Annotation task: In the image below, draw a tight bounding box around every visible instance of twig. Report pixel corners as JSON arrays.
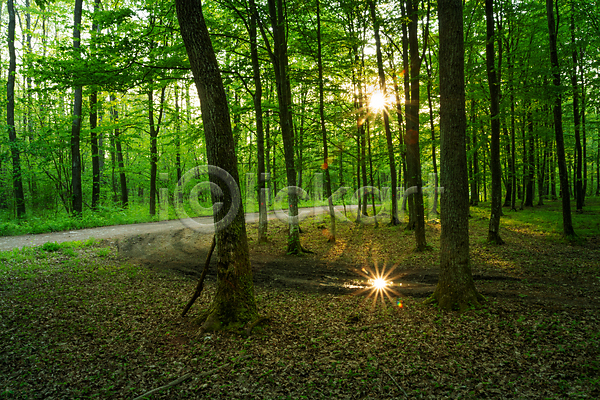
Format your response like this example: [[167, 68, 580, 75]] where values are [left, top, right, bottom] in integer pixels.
[[181, 235, 216, 317], [132, 373, 192, 400], [133, 360, 240, 400], [384, 369, 408, 397]]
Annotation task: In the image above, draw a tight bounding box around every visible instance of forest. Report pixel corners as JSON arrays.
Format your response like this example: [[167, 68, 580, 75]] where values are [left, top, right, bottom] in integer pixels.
[[2, 0, 600, 398]]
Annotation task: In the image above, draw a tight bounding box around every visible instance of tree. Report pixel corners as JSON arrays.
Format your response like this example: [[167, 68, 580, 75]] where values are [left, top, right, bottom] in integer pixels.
[[317, 0, 336, 241], [90, 0, 102, 210], [70, 0, 84, 214], [175, 0, 258, 330], [546, 0, 576, 238], [485, 0, 504, 245], [426, 0, 484, 311], [6, 0, 26, 217], [404, 0, 428, 250], [249, 0, 268, 243], [369, 0, 399, 225], [266, 0, 305, 254]]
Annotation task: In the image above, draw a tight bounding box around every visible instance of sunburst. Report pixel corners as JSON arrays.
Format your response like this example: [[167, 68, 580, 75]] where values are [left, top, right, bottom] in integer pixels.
[[353, 261, 404, 308]]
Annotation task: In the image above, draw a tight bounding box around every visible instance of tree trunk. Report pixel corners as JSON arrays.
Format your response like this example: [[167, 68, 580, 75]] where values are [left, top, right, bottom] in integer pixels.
[[525, 115, 535, 207], [485, 0, 504, 244], [405, 0, 428, 250], [546, 0, 576, 238], [175, 0, 258, 331], [148, 86, 165, 217], [317, 0, 336, 241], [425, 52, 438, 217], [426, 0, 483, 311], [248, 0, 268, 243], [266, 0, 304, 254], [6, 0, 26, 217], [71, 0, 84, 215], [90, 0, 102, 210], [111, 95, 128, 208], [370, 0, 398, 225], [570, 2, 583, 212]]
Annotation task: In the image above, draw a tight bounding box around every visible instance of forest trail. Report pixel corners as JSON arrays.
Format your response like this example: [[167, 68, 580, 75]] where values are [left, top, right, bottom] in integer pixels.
[[0, 205, 355, 252]]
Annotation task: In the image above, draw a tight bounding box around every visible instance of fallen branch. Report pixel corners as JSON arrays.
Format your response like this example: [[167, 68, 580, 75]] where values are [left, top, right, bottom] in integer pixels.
[[384, 369, 408, 397], [133, 360, 241, 400], [132, 373, 192, 400], [181, 235, 216, 317]]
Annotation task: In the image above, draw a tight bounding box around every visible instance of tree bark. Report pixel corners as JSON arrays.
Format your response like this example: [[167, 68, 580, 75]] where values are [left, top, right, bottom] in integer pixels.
[[175, 0, 258, 330], [546, 0, 576, 238], [405, 0, 428, 250], [426, 0, 483, 311], [6, 0, 26, 217], [249, 0, 268, 243], [90, 0, 102, 210], [71, 0, 84, 214], [266, 0, 304, 254], [570, 2, 583, 212], [425, 51, 438, 217], [485, 0, 504, 244], [317, 0, 336, 241], [370, 0, 398, 225], [111, 95, 128, 208]]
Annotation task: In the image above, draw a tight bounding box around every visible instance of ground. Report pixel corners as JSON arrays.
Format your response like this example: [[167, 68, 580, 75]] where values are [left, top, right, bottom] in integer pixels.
[[1, 200, 599, 399]]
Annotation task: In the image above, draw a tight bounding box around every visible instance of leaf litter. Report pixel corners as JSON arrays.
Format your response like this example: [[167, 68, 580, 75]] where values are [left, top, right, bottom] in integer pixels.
[[1, 203, 600, 399]]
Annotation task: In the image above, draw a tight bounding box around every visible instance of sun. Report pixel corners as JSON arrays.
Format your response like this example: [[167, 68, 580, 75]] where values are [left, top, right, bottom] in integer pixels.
[[352, 261, 404, 308], [372, 277, 388, 290], [369, 90, 387, 113]]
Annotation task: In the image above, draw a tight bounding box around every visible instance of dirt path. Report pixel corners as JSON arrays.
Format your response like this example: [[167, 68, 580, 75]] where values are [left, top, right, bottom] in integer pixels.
[[0, 206, 355, 251]]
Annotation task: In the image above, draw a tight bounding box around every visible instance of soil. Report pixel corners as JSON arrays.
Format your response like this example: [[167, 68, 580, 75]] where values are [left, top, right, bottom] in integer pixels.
[[3, 209, 600, 309]]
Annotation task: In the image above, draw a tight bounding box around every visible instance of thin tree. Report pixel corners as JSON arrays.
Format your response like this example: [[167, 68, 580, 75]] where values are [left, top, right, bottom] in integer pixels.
[[6, 0, 26, 217], [264, 0, 305, 254], [175, 0, 258, 330], [249, 0, 268, 243], [71, 0, 84, 214], [570, 1, 583, 212], [317, 0, 336, 241], [546, 0, 576, 238], [369, 0, 399, 225], [426, 0, 484, 311], [485, 0, 504, 244], [89, 0, 102, 210], [405, 0, 428, 250]]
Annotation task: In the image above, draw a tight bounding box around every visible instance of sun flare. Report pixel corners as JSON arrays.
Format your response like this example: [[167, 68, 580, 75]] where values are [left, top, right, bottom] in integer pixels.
[[371, 277, 388, 290], [369, 90, 387, 112], [353, 262, 404, 308]]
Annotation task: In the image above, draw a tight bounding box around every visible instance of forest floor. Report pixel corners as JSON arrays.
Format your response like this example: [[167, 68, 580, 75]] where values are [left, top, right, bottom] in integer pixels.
[[1, 199, 600, 399]]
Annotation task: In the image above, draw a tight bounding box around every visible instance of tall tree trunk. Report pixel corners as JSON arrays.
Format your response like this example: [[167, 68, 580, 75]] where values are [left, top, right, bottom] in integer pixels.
[[546, 0, 576, 238], [6, 0, 26, 217], [405, 0, 428, 250], [175, 0, 257, 331], [90, 92, 100, 210], [426, 0, 483, 311], [470, 101, 479, 206], [425, 52, 438, 217], [71, 0, 84, 214], [485, 0, 504, 244], [317, 0, 336, 241], [249, 0, 268, 243], [111, 95, 128, 207], [90, 0, 102, 210], [524, 113, 535, 207], [570, 2, 583, 212], [148, 86, 166, 217], [266, 0, 304, 254], [370, 0, 398, 225]]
